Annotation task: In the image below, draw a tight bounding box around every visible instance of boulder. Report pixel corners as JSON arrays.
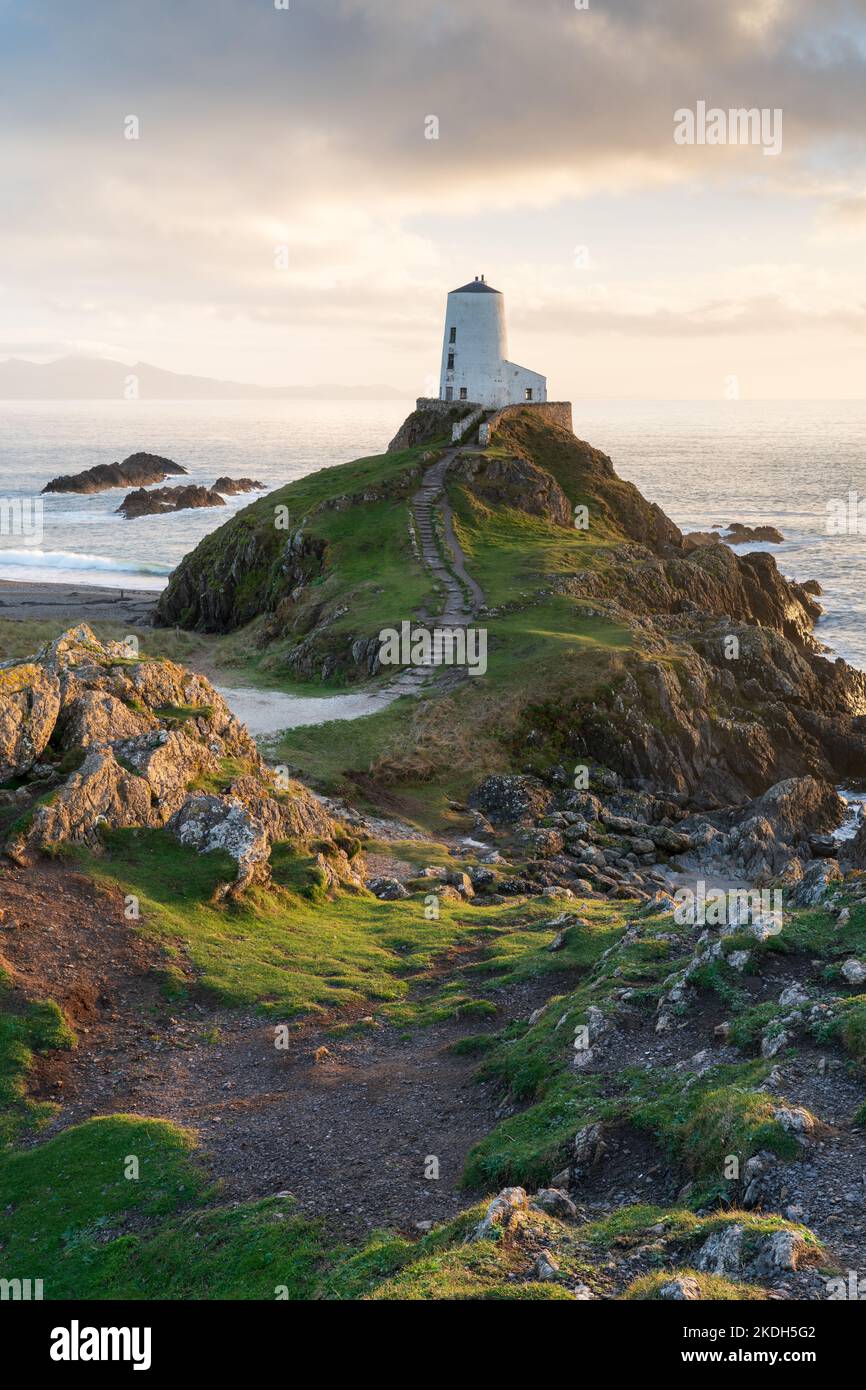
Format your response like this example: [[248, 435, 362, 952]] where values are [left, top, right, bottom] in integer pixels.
[[468, 865, 495, 890], [444, 869, 475, 897], [2, 626, 360, 897], [790, 859, 842, 907], [573, 1121, 606, 1176], [367, 876, 410, 901], [746, 776, 846, 841], [696, 1223, 743, 1275], [472, 1187, 528, 1241], [469, 774, 554, 826], [9, 748, 154, 862], [169, 794, 270, 896], [212, 477, 265, 495], [533, 1251, 560, 1282], [749, 1230, 809, 1277], [842, 958, 866, 987], [658, 1276, 702, 1300], [0, 663, 61, 780], [531, 1188, 577, 1219], [116, 484, 226, 518], [42, 452, 187, 494]]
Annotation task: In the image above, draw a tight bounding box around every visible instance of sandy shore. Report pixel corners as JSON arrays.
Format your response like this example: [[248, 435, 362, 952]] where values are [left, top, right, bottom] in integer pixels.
[[0, 578, 159, 625]]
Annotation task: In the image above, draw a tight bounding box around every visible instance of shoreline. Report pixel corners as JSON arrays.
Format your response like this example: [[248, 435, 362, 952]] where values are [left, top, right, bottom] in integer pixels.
[[0, 578, 404, 735], [0, 577, 159, 625]]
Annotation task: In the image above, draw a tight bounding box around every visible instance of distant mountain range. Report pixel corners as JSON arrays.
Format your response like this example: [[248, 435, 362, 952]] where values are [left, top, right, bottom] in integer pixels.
[[0, 356, 407, 401]]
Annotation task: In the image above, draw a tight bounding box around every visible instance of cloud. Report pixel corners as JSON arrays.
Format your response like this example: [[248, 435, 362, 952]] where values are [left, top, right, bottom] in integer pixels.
[[1, 0, 866, 387]]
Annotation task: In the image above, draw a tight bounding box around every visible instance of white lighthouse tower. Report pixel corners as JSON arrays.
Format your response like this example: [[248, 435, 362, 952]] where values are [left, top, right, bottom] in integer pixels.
[[438, 276, 546, 409]]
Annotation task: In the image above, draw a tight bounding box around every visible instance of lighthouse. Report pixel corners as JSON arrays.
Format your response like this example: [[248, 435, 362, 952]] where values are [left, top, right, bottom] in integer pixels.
[[438, 276, 547, 409]]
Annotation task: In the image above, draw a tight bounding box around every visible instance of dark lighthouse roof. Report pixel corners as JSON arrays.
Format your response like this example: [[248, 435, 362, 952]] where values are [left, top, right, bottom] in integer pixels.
[[451, 275, 501, 294]]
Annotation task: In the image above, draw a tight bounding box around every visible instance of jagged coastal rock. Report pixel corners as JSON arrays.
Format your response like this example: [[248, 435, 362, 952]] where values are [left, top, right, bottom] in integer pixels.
[[116, 484, 227, 518], [0, 626, 363, 896], [683, 521, 786, 551], [42, 451, 188, 494], [212, 476, 265, 495]]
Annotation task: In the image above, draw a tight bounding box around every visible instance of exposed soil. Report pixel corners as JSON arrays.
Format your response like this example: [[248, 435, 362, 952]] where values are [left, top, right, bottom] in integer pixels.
[[0, 860, 578, 1239]]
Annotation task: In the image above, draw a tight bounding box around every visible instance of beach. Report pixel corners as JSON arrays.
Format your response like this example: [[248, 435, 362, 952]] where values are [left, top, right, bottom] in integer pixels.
[[0, 578, 158, 626]]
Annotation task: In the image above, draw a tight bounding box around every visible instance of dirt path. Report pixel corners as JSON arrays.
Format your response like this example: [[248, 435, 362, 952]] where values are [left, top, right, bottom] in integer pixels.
[[0, 861, 572, 1238]]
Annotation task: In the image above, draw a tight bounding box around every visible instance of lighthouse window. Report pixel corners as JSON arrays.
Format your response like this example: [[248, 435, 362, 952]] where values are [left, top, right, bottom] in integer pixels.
[[449, 327, 456, 343], [459, 388, 468, 400], [447, 353, 455, 369], [524, 387, 533, 401], [445, 387, 453, 401]]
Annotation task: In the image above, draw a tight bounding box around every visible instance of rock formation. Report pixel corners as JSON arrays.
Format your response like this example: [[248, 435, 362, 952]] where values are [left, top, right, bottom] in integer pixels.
[[0, 626, 363, 897], [42, 452, 187, 494], [212, 477, 265, 495], [116, 484, 226, 518]]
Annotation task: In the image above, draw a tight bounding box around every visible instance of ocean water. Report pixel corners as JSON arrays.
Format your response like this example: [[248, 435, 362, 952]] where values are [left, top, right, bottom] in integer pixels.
[[576, 400, 866, 672], [1, 396, 865, 671], [0, 398, 412, 591]]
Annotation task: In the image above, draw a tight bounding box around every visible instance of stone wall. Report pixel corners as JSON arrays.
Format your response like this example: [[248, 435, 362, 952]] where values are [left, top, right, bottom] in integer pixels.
[[386, 399, 479, 452], [479, 401, 573, 446]]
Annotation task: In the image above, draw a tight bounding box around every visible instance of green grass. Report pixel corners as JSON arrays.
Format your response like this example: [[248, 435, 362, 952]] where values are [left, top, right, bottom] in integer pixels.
[[815, 995, 866, 1062], [157, 439, 442, 636], [0, 1115, 208, 1297], [448, 483, 622, 612], [622, 1268, 767, 1300], [457, 898, 809, 1202], [0, 619, 218, 667], [271, 698, 419, 797], [0, 1114, 330, 1300], [96, 1198, 326, 1301], [0, 973, 76, 1146], [70, 828, 581, 1021], [153, 703, 214, 722], [626, 1062, 802, 1201], [319, 1205, 577, 1301], [463, 1073, 609, 1192], [269, 604, 631, 834]]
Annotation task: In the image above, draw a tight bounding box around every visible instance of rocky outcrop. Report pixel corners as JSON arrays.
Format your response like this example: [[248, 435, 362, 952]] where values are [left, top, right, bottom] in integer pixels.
[[117, 485, 226, 518], [683, 522, 785, 551], [841, 818, 866, 872], [737, 777, 846, 842], [387, 400, 474, 452], [524, 620, 866, 805], [0, 663, 61, 780], [42, 452, 187, 494], [212, 477, 265, 495], [0, 626, 361, 896], [470, 775, 555, 826], [451, 451, 572, 527]]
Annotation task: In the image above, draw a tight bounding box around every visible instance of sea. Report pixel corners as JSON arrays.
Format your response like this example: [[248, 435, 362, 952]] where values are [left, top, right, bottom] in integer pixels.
[[1, 396, 866, 673]]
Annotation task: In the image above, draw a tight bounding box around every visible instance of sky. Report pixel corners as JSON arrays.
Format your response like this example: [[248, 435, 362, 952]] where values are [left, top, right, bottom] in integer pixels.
[[1, 0, 866, 398]]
